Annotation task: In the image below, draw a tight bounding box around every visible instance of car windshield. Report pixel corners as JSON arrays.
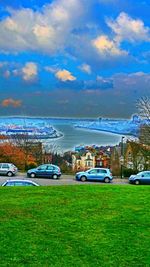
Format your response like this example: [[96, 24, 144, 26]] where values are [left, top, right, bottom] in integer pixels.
[[137, 172, 143, 176]]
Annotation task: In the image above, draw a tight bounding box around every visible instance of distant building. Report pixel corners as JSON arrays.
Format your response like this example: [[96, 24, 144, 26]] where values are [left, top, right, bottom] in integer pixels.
[[72, 147, 111, 171], [43, 152, 52, 164]]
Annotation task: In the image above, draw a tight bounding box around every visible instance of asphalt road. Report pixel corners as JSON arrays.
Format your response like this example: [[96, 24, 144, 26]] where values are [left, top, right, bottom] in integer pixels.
[[0, 173, 129, 186]]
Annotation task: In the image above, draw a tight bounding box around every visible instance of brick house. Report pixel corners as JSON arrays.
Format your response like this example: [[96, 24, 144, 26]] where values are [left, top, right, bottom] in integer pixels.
[[72, 149, 110, 171]]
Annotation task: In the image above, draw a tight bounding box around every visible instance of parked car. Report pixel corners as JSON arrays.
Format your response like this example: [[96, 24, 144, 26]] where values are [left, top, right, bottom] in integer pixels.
[[27, 164, 61, 179], [0, 163, 18, 177], [129, 171, 150, 185], [2, 179, 39, 186], [75, 168, 113, 183]]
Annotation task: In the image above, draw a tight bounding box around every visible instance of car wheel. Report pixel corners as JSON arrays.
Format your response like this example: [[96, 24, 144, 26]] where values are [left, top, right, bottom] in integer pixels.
[[80, 176, 87, 182], [135, 179, 140, 185], [52, 174, 58, 179], [30, 173, 36, 178], [7, 171, 13, 177], [104, 177, 110, 183]]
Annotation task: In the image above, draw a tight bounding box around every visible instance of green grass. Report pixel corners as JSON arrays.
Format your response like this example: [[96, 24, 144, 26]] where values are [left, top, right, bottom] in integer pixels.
[[0, 185, 150, 267]]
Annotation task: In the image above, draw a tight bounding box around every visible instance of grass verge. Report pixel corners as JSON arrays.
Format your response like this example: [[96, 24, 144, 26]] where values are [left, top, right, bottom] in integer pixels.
[[0, 185, 150, 267]]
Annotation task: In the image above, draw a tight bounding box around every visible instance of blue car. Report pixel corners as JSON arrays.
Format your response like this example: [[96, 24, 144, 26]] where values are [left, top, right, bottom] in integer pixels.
[[2, 179, 39, 186], [27, 164, 61, 179], [75, 168, 113, 183], [129, 171, 150, 185]]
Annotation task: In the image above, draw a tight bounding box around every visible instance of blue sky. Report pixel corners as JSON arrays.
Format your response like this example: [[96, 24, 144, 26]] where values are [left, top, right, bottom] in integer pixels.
[[0, 0, 149, 117]]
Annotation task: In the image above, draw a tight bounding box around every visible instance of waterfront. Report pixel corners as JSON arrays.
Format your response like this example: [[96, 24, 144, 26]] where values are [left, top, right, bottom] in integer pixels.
[[43, 124, 122, 152], [0, 117, 135, 152]]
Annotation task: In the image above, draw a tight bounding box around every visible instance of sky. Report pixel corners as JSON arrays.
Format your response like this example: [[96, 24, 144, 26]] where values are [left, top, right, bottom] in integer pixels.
[[0, 0, 149, 118]]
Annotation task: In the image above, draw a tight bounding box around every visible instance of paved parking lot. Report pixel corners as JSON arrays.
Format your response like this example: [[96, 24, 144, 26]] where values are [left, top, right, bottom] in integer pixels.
[[0, 173, 129, 186]]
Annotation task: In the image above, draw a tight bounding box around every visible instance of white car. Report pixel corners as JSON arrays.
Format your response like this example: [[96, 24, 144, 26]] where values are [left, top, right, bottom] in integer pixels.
[[0, 163, 18, 176], [2, 179, 39, 186]]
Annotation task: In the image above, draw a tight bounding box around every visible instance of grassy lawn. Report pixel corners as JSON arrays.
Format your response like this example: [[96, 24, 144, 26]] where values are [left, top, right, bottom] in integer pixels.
[[0, 185, 150, 267]]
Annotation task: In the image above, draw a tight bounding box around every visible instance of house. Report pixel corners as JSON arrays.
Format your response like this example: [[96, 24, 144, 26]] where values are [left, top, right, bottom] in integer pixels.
[[72, 148, 110, 171]]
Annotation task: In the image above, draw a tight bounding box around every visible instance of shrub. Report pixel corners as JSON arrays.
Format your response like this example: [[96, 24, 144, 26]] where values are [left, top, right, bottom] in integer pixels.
[[26, 162, 38, 170], [123, 168, 138, 177]]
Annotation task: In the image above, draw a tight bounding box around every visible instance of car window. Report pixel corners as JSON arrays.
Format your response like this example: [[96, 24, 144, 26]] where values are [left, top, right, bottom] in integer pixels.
[[47, 166, 53, 170], [88, 169, 98, 174], [14, 181, 25, 186], [0, 163, 2, 168], [5, 182, 15, 186], [2, 164, 9, 169], [143, 172, 150, 177], [98, 169, 107, 174], [38, 165, 47, 170], [25, 182, 35, 186]]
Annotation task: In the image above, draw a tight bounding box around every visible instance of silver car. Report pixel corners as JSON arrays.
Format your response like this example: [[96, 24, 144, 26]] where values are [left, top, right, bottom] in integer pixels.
[[0, 163, 18, 177]]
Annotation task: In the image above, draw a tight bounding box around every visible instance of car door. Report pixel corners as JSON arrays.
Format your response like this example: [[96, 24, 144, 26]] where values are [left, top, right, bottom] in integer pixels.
[[87, 169, 98, 180], [142, 172, 150, 184], [97, 169, 107, 181], [36, 165, 47, 177], [46, 166, 54, 178], [1, 163, 9, 175], [0, 163, 2, 175]]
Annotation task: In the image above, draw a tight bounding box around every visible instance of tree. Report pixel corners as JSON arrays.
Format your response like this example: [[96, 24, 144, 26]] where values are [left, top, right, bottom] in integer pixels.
[[137, 97, 150, 120], [12, 134, 43, 169], [124, 141, 150, 172], [137, 97, 150, 145], [0, 142, 36, 170]]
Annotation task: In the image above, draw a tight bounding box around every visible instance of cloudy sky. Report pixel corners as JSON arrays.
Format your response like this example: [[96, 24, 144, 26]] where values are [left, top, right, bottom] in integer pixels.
[[0, 0, 149, 118]]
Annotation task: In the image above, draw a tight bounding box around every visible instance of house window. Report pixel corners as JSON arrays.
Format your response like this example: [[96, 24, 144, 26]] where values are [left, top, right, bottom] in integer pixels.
[[87, 161, 92, 167]]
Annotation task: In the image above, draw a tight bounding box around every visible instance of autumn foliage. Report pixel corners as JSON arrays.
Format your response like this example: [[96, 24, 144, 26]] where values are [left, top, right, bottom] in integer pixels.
[[0, 142, 36, 170]]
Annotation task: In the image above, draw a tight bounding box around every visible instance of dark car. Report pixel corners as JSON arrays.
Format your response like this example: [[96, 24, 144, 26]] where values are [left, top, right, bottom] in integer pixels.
[[27, 164, 61, 179], [75, 168, 113, 183], [129, 171, 150, 185], [2, 179, 39, 186]]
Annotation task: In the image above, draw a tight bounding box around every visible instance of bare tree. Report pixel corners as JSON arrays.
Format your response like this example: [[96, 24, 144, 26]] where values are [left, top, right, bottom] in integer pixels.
[[137, 97, 150, 145], [136, 97, 150, 120]]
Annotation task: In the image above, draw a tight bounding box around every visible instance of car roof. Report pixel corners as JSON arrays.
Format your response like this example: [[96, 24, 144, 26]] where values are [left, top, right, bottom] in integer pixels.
[[91, 168, 110, 170], [0, 163, 14, 164], [4, 179, 39, 185], [139, 171, 150, 174]]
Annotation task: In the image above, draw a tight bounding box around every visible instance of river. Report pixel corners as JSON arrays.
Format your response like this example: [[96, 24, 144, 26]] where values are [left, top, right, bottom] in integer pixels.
[[43, 124, 122, 152]]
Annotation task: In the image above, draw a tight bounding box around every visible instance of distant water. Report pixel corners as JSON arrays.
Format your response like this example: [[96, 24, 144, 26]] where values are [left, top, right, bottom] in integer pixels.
[[43, 124, 122, 152]]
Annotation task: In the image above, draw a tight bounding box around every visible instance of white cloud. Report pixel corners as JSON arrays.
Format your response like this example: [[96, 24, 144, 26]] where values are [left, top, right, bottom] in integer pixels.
[[55, 69, 76, 81], [0, 0, 85, 54], [79, 63, 91, 74], [22, 62, 38, 81], [92, 35, 127, 56], [107, 12, 150, 43]]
